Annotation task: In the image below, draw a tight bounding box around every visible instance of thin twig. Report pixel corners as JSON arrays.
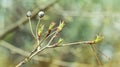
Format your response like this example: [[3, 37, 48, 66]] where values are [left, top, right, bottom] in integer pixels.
[[35, 18, 41, 45], [27, 31, 56, 59], [38, 31, 56, 46], [93, 45, 110, 60], [59, 41, 94, 47], [36, 18, 41, 38], [46, 31, 58, 47], [28, 17, 36, 38], [15, 46, 48, 67], [90, 45, 102, 67]]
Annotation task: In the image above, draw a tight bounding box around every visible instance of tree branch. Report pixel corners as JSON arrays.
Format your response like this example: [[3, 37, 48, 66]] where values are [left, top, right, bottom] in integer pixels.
[[15, 40, 97, 67]]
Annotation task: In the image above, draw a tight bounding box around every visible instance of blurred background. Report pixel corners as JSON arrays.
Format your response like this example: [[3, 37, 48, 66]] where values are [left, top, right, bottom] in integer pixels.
[[0, 0, 120, 67]]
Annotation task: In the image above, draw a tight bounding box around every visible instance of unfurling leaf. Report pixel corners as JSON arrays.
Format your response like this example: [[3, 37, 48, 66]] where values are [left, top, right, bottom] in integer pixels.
[[57, 21, 65, 31], [94, 33, 104, 43], [38, 25, 44, 36], [49, 22, 55, 30], [57, 38, 63, 44]]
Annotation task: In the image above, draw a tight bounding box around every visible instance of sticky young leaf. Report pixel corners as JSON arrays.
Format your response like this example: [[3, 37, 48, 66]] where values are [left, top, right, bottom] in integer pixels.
[[57, 21, 65, 31], [38, 25, 44, 36], [49, 22, 55, 30], [94, 34, 103, 43], [57, 38, 63, 44]]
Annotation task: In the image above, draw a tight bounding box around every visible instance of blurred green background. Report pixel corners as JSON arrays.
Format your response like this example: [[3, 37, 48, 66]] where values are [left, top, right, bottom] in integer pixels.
[[0, 0, 120, 67]]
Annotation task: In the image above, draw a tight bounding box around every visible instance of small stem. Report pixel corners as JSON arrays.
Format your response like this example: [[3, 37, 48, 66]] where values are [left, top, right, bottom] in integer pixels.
[[36, 18, 41, 38], [90, 45, 102, 67], [47, 31, 58, 46], [28, 31, 56, 60], [39, 31, 56, 46], [28, 17, 35, 38], [28, 46, 47, 59], [60, 41, 93, 47], [93, 45, 110, 60], [61, 42, 84, 46], [36, 18, 41, 45], [16, 46, 47, 67]]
